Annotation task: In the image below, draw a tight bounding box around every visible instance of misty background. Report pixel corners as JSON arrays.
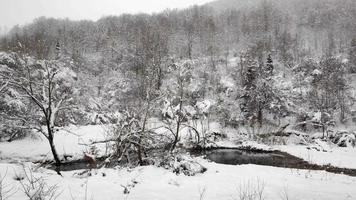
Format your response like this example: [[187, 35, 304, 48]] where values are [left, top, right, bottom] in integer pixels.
[[0, 0, 211, 34]]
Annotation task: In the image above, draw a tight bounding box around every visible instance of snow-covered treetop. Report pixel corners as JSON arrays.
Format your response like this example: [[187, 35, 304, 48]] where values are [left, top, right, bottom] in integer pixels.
[[0, 52, 78, 111]]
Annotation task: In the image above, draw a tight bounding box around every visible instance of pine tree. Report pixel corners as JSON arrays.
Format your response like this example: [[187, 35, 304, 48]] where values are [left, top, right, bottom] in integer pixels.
[[265, 54, 274, 77], [240, 51, 286, 127], [55, 41, 61, 59], [239, 51, 259, 124], [349, 38, 356, 73]]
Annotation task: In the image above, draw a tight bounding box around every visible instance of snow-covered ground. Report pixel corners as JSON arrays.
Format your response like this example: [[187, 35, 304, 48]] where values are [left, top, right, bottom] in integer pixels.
[[275, 144, 356, 169], [1, 159, 355, 200], [0, 125, 108, 163], [1, 125, 356, 200]]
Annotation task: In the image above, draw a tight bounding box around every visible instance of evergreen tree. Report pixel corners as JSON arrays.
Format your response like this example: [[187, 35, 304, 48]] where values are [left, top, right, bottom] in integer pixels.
[[55, 41, 61, 60], [239, 51, 258, 123], [265, 54, 274, 77], [240, 51, 286, 127], [349, 38, 356, 73]]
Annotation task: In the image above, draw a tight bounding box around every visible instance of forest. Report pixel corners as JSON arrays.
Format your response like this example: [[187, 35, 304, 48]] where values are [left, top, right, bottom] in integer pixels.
[[0, 0, 356, 199]]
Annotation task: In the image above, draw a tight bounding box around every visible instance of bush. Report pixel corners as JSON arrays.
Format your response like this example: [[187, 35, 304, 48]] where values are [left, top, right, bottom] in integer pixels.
[[159, 154, 207, 176]]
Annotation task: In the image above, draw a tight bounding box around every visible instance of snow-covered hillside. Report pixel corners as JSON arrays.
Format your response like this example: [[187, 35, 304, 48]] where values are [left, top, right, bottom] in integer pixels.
[[1, 0, 356, 199]]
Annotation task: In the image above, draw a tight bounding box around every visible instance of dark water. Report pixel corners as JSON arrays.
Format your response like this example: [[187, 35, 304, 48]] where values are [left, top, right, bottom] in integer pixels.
[[44, 148, 356, 177], [205, 149, 289, 166], [199, 148, 356, 176], [46, 157, 117, 171], [56, 160, 96, 171]]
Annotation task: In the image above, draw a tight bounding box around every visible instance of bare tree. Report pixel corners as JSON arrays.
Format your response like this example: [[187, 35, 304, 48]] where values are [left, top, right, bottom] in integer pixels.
[[161, 62, 192, 151], [0, 53, 77, 174], [309, 57, 350, 124]]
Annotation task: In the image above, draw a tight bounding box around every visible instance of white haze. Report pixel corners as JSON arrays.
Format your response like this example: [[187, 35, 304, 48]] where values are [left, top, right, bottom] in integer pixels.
[[0, 0, 212, 32]]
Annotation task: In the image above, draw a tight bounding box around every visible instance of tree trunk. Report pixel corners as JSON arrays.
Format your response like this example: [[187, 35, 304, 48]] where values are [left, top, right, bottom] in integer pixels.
[[137, 142, 143, 165], [171, 119, 180, 152], [240, 57, 244, 86], [48, 136, 61, 175], [138, 103, 150, 166], [46, 121, 61, 175], [338, 91, 346, 123], [171, 84, 184, 152], [257, 108, 263, 128], [188, 41, 192, 59], [157, 66, 162, 90]]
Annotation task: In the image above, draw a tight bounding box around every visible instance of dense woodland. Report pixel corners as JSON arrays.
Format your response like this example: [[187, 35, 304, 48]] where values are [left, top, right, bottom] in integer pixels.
[[0, 0, 356, 172]]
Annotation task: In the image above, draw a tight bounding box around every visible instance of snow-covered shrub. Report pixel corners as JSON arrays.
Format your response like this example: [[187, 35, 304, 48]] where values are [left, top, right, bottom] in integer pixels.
[[331, 131, 356, 147], [284, 132, 309, 145], [0, 169, 15, 200], [294, 110, 335, 137], [159, 154, 207, 176], [87, 111, 123, 125], [310, 111, 335, 137], [237, 178, 265, 200], [294, 109, 312, 132], [96, 107, 169, 167], [18, 166, 61, 200], [0, 53, 33, 141], [257, 130, 309, 146], [120, 179, 139, 194]]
